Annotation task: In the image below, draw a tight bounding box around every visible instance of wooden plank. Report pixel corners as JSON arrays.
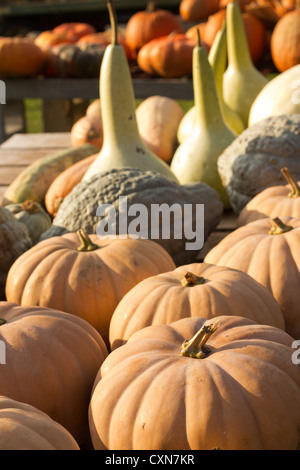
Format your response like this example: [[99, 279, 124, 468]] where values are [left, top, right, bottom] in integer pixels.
[[0, 166, 27, 185], [1, 132, 72, 149], [0, 148, 67, 166]]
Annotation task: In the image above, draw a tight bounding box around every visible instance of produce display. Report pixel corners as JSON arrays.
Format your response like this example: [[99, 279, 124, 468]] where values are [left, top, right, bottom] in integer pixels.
[[0, 0, 299, 452]]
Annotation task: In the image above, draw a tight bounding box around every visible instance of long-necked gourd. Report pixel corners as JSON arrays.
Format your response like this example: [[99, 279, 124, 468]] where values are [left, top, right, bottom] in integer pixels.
[[223, 0, 268, 128], [82, 0, 178, 183], [177, 24, 244, 144], [170, 31, 236, 208]]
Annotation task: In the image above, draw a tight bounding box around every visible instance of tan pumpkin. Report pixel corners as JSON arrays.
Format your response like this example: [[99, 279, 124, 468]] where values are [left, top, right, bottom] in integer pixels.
[[136, 95, 184, 162], [205, 216, 300, 339], [45, 154, 97, 217], [0, 37, 46, 78], [70, 114, 103, 149], [5, 232, 176, 346], [0, 396, 80, 450], [270, 4, 300, 71], [238, 167, 300, 226], [109, 262, 285, 350], [90, 315, 300, 450], [0, 301, 107, 445]]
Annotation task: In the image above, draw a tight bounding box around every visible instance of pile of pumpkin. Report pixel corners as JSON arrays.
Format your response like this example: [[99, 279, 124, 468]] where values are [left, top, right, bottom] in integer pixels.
[[0, 0, 300, 450]]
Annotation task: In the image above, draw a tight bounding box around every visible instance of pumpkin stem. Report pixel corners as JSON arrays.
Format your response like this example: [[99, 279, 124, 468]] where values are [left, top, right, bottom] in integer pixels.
[[181, 272, 205, 287], [77, 229, 100, 251], [280, 167, 300, 198], [0, 318, 6, 326], [21, 200, 40, 214], [146, 1, 156, 13], [268, 217, 293, 235], [181, 320, 219, 359], [107, 0, 118, 45]]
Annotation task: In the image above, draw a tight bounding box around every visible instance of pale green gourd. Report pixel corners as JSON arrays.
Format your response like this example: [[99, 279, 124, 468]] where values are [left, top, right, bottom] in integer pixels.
[[223, 0, 268, 129], [177, 24, 244, 144], [83, 0, 178, 183], [171, 33, 235, 208]]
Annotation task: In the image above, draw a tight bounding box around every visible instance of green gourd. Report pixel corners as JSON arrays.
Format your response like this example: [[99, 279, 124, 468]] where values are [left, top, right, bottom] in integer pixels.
[[82, 0, 178, 183], [222, 0, 268, 128], [171, 32, 236, 209], [177, 24, 244, 143]]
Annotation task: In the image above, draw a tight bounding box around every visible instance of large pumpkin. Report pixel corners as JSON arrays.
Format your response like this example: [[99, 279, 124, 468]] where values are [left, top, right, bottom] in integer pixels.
[[179, 0, 220, 22], [0, 37, 46, 78], [89, 315, 300, 450], [0, 396, 80, 450], [0, 302, 107, 445], [109, 262, 285, 350], [205, 216, 300, 339], [270, 5, 300, 72], [5, 231, 176, 345]]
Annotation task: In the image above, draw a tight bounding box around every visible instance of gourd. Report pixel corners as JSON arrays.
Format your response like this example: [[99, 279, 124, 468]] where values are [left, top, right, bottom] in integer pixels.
[[5, 231, 176, 346], [89, 315, 300, 450], [5, 200, 51, 244], [0, 396, 80, 450], [0, 37, 46, 78], [125, 1, 183, 59], [50, 42, 106, 78], [1, 143, 98, 206], [171, 32, 236, 208], [204, 216, 300, 339], [238, 167, 300, 225], [0, 207, 32, 300], [39, 167, 224, 265], [0, 301, 108, 445], [217, 114, 300, 215], [222, 0, 268, 129], [248, 64, 300, 126], [82, 0, 178, 184], [109, 262, 285, 350], [45, 154, 97, 217], [177, 25, 244, 143], [136, 95, 184, 162]]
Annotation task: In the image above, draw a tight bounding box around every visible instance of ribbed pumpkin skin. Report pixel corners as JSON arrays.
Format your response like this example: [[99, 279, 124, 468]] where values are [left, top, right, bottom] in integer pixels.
[[89, 315, 300, 450], [0, 302, 108, 445], [0, 396, 80, 450], [205, 216, 300, 339], [5, 234, 176, 345], [109, 262, 285, 350], [271, 8, 300, 72]]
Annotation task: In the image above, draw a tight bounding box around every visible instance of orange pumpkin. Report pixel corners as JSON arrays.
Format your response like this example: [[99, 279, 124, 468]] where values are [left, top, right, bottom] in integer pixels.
[[179, 0, 220, 22], [238, 167, 300, 226], [125, 1, 183, 59], [0, 37, 46, 78], [5, 232, 176, 346], [90, 315, 300, 450], [34, 30, 77, 51], [0, 302, 107, 445], [53, 22, 96, 40], [45, 154, 97, 217], [70, 114, 103, 149], [270, 5, 300, 71], [109, 262, 285, 350], [205, 216, 300, 339], [0, 396, 80, 450]]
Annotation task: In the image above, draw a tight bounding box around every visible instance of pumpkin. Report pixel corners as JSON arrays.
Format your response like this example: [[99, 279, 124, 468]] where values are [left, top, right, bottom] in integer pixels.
[[50, 42, 106, 78], [39, 168, 224, 265], [179, 0, 220, 22], [125, 1, 183, 59], [0, 396, 80, 450], [137, 33, 204, 78], [0, 301, 107, 444], [5, 231, 176, 346], [89, 315, 300, 450], [0, 207, 32, 300], [34, 30, 77, 51], [109, 262, 285, 350], [0, 37, 46, 78], [136, 95, 184, 162], [77, 31, 132, 61], [45, 154, 97, 217], [238, 167, 300, 225], [219, 0, 256, 9], [217, 114, 300, 215], [270, 4, 300, 72], [53, 22, 96, 40], [5, 200, 52, 244], [71, 115, 103, 149], [86, 99, 101, 118], [205, 216, 300, 339]]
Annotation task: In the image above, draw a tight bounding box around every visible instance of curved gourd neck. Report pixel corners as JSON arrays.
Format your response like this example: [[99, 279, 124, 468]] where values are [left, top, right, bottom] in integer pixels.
[[193, 42, 224, 129], [208, 24, 227, 100], [226, 0, 253, 70]]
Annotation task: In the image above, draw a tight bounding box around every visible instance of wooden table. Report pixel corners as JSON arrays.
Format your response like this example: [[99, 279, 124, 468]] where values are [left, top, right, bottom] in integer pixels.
[[0, 132, 237, 259]]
